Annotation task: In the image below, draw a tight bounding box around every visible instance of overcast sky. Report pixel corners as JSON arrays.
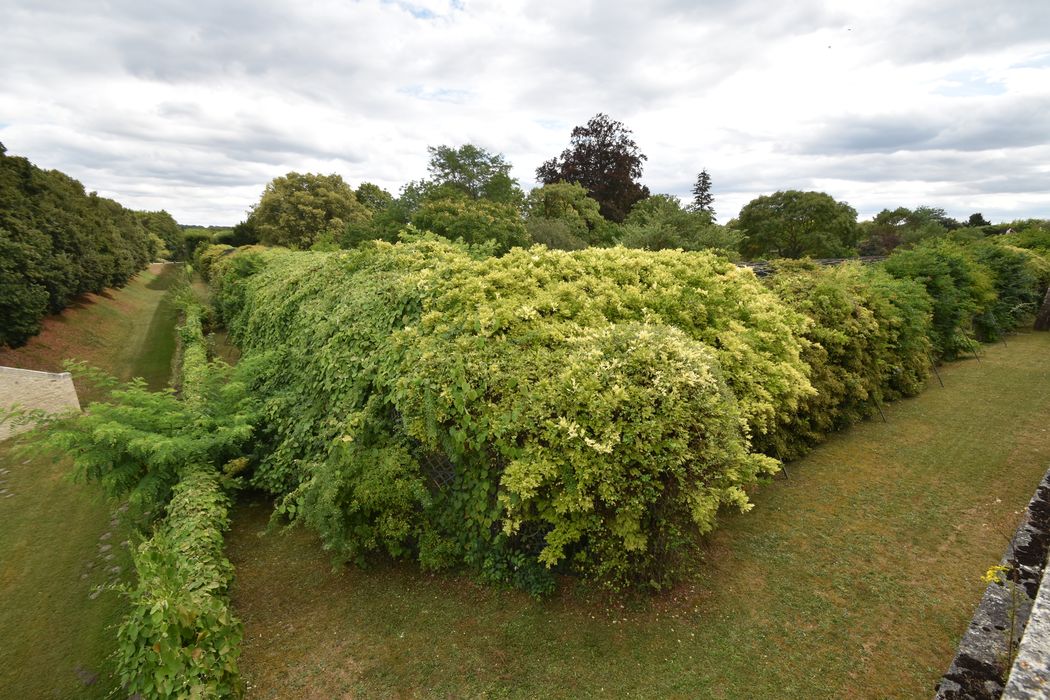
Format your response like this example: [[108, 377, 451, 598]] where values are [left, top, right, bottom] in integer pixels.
[[2, 0, 1049, 226]]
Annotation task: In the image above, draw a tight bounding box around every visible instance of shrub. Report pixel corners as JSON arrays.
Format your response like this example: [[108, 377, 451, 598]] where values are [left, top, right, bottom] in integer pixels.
[[196, 243, 234, 283], [883, 240, 995, 359], [410, 196, 531, 253], [967, 242, 1041, 339], [115, 465, 242, 698]]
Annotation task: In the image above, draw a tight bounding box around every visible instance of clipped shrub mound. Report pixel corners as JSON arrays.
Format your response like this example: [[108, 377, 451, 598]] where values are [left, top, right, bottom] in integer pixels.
[[216, 239, 808, 589]]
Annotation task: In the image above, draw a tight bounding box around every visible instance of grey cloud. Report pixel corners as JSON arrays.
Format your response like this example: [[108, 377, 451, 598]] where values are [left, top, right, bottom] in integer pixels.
[[3, 0, 1049, 224], [858, 0, 1050, 64], [810, 118, 942, 154], [797, 95, 1050, 155]]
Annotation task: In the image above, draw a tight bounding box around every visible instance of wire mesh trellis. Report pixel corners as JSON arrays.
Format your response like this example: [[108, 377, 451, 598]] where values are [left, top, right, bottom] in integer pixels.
[[421, 450, 456, 490]]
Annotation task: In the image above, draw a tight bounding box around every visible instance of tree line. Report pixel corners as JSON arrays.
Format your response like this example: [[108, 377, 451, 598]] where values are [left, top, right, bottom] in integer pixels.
[[0, 143, 183, 347], [208, 113, 1042, 263]]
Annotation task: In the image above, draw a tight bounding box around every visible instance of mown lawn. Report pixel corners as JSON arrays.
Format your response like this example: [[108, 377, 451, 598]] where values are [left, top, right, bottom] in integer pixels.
[[227, 331, 1050, 699], [0, 263, 180, 698]]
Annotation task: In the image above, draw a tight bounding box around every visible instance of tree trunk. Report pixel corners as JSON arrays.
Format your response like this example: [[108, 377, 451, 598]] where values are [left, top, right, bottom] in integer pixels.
[[1036, 286, 1050, 331]]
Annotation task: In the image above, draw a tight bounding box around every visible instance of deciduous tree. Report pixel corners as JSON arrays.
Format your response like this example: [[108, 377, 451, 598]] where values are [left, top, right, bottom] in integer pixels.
[[524, 182, 610, 245], [536, 113, 650, 223], [737, 190, 858, 259], [252, 172, 370, 250], [427, 144, 522, 205], [968, 212, 991, 227]]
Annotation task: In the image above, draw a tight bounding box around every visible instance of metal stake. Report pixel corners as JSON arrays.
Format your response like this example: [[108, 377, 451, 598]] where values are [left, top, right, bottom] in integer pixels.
[[875, 399, 887, 423], [927, 351, 944, 387]]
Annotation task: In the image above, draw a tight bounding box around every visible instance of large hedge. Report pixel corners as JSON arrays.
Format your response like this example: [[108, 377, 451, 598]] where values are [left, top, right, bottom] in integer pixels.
[[216, 239, 812, 589], [0, 145, 170, 347], [761, 261, 933, 460], [211, 234, 1048, 592], [883, 240, 995, 359]]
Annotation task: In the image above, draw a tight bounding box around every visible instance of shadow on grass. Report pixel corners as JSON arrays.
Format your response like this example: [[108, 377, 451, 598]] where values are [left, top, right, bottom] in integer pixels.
[[130, 267, 180, 390], [145, 265, 178, 291]]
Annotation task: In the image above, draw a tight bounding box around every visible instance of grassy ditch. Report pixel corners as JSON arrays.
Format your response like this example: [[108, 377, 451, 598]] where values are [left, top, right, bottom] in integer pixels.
[[0, 263, 180, 698], [227, 331, 1050, 699]]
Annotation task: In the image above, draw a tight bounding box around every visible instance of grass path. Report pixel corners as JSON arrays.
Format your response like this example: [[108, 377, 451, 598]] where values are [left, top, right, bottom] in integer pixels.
[[0, 264, 180, 699], [227, 331, 1050, 699]]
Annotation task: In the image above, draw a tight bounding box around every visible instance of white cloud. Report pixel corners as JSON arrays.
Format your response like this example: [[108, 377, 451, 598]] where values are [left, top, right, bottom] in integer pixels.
[[1, 0, 1047, 224]]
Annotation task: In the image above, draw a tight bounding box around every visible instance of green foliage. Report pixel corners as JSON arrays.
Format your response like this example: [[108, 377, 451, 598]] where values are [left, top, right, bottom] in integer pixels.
[[115, 464, 242, 699], [690, 169, 715, 219], [251, 172, 370, 250], [426, 144, 523, 205], [0, 147, 158, 346], [883, 240, 995, 359], [761, 261, 932, 459], [114, 291, 243, 697], [737, 190, 859, 259], [138, 211, 183, 260], [0, 231, 50, 345], [620, 194, 740, 255], [354, 182, 395, 212], [181, 229, 214, 261], [525, 218, 589, 251], [1001, 224, 1050, 254], [196, 244, 234, 283], [214, 240, 810, 590], [524, 182, 611, 246], [494, 323, 774, 586], [967, 241, 1042, 339], [211, 233, 1048, 593], [858, 207, 943, 255], [411, 195, 531, 254], [38, 358, 254, 510]]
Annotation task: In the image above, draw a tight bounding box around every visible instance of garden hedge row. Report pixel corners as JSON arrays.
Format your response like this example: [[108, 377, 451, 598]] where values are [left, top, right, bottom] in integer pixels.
[[115, 286, 243, 697], [210, 233, 1048, 592], [115, 464, 242, 698]]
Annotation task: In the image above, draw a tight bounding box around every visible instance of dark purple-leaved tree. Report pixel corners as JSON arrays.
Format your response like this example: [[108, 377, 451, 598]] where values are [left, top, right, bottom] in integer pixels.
[[536, 113, 649, 223]]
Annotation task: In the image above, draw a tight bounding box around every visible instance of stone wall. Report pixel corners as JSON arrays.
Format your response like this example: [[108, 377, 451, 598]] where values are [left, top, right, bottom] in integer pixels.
[[0, 365, 81, 441], [934, 467, 1050, 699]]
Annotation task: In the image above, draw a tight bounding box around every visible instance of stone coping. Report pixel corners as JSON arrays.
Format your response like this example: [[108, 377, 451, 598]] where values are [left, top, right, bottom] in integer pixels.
[[0, 365, 81, 441], [1004, 554, 1050, 697], [0, 365, 74, 380]]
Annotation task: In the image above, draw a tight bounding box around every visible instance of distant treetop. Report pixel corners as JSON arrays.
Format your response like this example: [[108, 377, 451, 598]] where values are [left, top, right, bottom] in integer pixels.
[[536, 113, 650, 223]]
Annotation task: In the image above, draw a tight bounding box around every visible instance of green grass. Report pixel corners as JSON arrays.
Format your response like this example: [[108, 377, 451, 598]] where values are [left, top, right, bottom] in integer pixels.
[[0, 264, 181, 698], [226, 331, 1050, 699]]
